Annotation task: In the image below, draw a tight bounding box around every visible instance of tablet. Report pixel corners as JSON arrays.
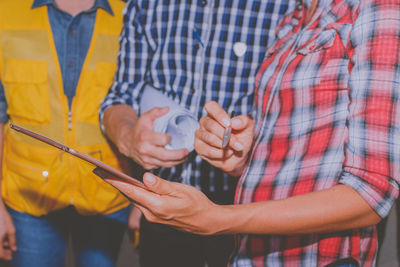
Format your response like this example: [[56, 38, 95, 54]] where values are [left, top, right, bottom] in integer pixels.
[[9, 123, 145, 189]]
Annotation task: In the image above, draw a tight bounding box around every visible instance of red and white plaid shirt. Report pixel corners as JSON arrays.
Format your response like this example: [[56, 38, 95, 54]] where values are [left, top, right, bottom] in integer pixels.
[[232, 0, 400, 265]]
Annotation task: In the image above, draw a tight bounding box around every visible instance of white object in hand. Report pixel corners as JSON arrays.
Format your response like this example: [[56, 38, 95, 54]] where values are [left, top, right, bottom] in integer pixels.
[[140, 86, 199, 151]]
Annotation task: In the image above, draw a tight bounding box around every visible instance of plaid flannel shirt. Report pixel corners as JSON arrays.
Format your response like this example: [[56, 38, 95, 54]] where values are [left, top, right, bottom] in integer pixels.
[[100, 0, 294, 197], [233, 0, 400, 265]]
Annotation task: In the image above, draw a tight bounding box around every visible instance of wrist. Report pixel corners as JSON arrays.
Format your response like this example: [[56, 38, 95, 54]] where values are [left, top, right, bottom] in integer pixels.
[[227, 167, 244, 177], [104, 105, 137, 145], [208, 204, 244, 235], [227, 159, 247, 177]]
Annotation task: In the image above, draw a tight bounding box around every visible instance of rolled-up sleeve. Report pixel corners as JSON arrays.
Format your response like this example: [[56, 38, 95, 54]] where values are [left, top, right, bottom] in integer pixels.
[[339, 0, 400, 218], [99, 0, 154, 126]]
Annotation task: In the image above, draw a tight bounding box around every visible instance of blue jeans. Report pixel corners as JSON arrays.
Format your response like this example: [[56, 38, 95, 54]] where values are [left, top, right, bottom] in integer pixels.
[[7, 205, 130, 267]]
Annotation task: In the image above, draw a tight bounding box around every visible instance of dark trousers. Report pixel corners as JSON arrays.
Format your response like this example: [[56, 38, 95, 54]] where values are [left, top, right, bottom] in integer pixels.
[[138, 187, 235, 267], [139, 217, 234, 267]]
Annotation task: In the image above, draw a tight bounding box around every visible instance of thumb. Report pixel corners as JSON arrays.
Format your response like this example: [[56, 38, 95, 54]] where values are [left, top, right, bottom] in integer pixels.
[[143, 106, 169, 122], [143, 172, 175, 196]]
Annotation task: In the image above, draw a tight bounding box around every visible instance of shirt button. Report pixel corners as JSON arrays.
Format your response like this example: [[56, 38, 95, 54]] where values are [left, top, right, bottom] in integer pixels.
[[194, 43, 200, 50], [69, 29, 75, 35], [191, 88, 196, 94], [200, 0, 207, 7], [67, 62, 73, 67], [233, 42, 247, 57]]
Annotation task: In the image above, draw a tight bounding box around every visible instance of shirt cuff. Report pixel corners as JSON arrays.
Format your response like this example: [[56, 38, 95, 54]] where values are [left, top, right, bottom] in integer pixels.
[[339, 171, 399, 218]]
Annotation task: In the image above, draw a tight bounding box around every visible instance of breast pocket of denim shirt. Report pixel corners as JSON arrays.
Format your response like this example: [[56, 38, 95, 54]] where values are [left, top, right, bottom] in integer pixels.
[[3, 59, 50, 125]]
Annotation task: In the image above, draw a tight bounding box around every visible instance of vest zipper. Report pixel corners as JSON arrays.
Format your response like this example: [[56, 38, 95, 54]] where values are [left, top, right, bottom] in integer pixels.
[[68, 111, 72, 130], [67, 110, 74, 204]]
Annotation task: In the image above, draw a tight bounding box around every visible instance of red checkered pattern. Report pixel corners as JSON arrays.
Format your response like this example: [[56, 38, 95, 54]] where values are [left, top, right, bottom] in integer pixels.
[[232, 0, 400, 266]]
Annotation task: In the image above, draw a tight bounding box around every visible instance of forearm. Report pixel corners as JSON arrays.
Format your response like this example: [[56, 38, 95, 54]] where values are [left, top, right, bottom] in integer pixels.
[[213, 184, 380, 235], [103, 105, 138, 147]]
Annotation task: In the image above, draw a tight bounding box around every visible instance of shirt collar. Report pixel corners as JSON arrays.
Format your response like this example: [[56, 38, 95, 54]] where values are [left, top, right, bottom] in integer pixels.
[[31, 0, 114, 16]]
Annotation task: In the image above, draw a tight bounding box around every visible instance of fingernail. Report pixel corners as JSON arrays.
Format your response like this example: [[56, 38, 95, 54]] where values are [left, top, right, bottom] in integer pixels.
[[232, 118, 242, 127], [234, 142, 243, 151], [222, 118, 230, 127], [145, 173, 156, 185]]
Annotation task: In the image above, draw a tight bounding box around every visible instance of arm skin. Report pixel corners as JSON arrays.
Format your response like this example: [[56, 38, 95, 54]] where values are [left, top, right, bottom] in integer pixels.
[[103, 104, 189, 170], [0, 123, 17, 260], [100, 1, 189, 170], [103, 172, 381, 236], [100, 100, 380, 236]]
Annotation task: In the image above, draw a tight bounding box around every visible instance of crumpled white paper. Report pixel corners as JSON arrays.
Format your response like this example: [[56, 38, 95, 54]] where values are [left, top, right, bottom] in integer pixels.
[[140, 86, 199, 151]]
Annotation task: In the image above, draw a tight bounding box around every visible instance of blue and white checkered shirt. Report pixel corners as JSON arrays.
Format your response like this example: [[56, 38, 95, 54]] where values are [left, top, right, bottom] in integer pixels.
[[100, 0, 295, 199]]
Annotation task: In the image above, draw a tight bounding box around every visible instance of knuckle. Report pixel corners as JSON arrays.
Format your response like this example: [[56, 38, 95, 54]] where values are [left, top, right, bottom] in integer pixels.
[[194, 140, 202, 154], [138, 133, 148, 142], [194, 129, 201, 139], [143, 164, 153, 170], [200, 131, 210, 142], [145, 213, 157, 223], [151, 205, 164, 218], [205, 149, 215, 158], [180, 150, 188, 158], [163, 135, 171, 145], [138, 145, 148, 154], [199, 116, 207, 126], [164, 162, 175, 168]]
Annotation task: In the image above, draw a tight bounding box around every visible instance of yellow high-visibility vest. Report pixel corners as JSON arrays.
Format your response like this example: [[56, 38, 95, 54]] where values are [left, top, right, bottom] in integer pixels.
[[0, 0, 130, 216]]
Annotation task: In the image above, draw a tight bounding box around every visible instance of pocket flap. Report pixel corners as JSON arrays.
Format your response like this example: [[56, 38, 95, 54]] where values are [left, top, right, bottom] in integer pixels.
[[297, 29, 337, 55], [4, 59, 48, 83]]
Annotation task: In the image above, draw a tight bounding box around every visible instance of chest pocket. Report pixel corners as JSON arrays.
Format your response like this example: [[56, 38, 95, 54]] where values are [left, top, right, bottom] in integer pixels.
[[298, 29, 349, 91], [76, 62, 116, 125], [297, 29, 337, 55], [282, 29, 338, 90], [3, 59, 50, 124]]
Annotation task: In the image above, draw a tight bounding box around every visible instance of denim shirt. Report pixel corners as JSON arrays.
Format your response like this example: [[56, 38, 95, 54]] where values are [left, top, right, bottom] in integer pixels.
[[0, 0, 113, 122]]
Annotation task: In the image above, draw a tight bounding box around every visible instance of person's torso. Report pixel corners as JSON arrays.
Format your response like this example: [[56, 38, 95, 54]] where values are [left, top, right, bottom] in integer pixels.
[[0, 0, 130, 216], [232, 0, 377, 265], [134, 0, 295, 196]]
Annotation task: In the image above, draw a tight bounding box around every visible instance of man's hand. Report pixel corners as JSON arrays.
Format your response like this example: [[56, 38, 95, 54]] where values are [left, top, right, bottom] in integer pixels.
[[105, 105, 189, 170], [0, 203, 16, 260], [194, 101, 255, 176]]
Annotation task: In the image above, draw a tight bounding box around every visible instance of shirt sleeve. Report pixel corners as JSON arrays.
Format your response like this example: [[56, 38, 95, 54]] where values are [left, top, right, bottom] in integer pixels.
[[99, 0, 155, 127], [339, 0, 400, 218], [0, 81, 9, 123]]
